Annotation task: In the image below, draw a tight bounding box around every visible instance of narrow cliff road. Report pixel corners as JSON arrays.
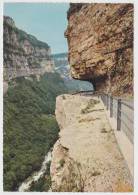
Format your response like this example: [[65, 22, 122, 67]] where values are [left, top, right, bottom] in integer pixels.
[[51, 94, 133, 192]]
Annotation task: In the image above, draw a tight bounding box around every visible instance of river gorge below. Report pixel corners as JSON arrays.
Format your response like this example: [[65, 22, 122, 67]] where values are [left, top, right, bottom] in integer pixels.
[[18, 149, 52, 192]]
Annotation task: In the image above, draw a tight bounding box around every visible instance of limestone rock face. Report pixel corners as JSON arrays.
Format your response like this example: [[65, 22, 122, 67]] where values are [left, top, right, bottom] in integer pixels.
[[65, 3, 133, 96], [4, 16, 55, 81], [50, 94, 133, 192]]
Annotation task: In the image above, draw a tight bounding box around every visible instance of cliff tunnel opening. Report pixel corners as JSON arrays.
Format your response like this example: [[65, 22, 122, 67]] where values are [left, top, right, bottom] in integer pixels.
[[85, 73, 109, 93]]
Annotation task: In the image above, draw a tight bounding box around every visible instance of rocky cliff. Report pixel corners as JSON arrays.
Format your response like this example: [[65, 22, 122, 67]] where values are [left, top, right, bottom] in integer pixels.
[[50, 3, 134, 192], [65, 3, 133, 96], [4, 16, 54, 81], [50, 94, 133, 192]]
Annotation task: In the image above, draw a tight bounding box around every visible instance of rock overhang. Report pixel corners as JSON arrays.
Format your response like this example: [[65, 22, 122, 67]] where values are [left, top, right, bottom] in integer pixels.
[[65, 3, 133, 96]]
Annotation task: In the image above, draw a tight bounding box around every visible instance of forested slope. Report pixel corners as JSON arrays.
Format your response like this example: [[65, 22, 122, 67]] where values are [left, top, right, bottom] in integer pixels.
[[3, 73, 67, 191]]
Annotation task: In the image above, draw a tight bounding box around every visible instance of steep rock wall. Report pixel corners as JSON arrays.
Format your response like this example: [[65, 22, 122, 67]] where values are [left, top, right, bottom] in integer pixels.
[[65, 3, 133, 96], [4, 16, 55, 81]]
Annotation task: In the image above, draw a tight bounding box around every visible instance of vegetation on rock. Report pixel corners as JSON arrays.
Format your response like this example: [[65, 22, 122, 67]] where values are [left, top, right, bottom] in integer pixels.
[[81, 99, 100, 114], [4, 17, 49, 49]]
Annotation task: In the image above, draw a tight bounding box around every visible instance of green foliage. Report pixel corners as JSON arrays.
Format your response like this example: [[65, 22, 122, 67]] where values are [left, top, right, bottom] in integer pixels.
[[51, 52, 67, 59], [5, 21, 49, 49], [17, 29, 49, 49], [3, 73, 68, 191], [64, 79, 93, 93]]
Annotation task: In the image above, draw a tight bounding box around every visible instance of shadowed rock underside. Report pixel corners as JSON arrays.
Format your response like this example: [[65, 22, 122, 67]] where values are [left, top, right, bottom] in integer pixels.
[[65, 3, 133, 96]]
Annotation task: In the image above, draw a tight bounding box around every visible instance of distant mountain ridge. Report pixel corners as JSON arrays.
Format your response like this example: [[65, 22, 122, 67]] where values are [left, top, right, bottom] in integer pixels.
[[51, 53, 67, 59], [52, 52, 93, 92]]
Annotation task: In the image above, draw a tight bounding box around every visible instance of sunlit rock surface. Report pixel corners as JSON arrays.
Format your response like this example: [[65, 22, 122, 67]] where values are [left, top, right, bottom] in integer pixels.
[[50, 94, 133, 192], [3, 16, 55, 81], [65, 3, 133, 96]]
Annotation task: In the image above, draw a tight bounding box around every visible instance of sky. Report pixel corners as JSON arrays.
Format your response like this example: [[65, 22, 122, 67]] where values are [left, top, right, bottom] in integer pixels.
[[4, 3, 69, 54]]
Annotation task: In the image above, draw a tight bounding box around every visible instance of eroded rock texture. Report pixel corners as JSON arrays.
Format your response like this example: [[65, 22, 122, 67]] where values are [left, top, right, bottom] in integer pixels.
[[4, 16, 54, 81], [50, 94, 133, 192], [65, 3, 133, 96]]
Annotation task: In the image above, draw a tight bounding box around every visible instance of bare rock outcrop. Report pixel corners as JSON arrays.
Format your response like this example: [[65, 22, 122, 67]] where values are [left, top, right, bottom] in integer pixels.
[[50, 94, 133, 192], [65, 3, 133, 96], [3, 16, 55, 81]]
